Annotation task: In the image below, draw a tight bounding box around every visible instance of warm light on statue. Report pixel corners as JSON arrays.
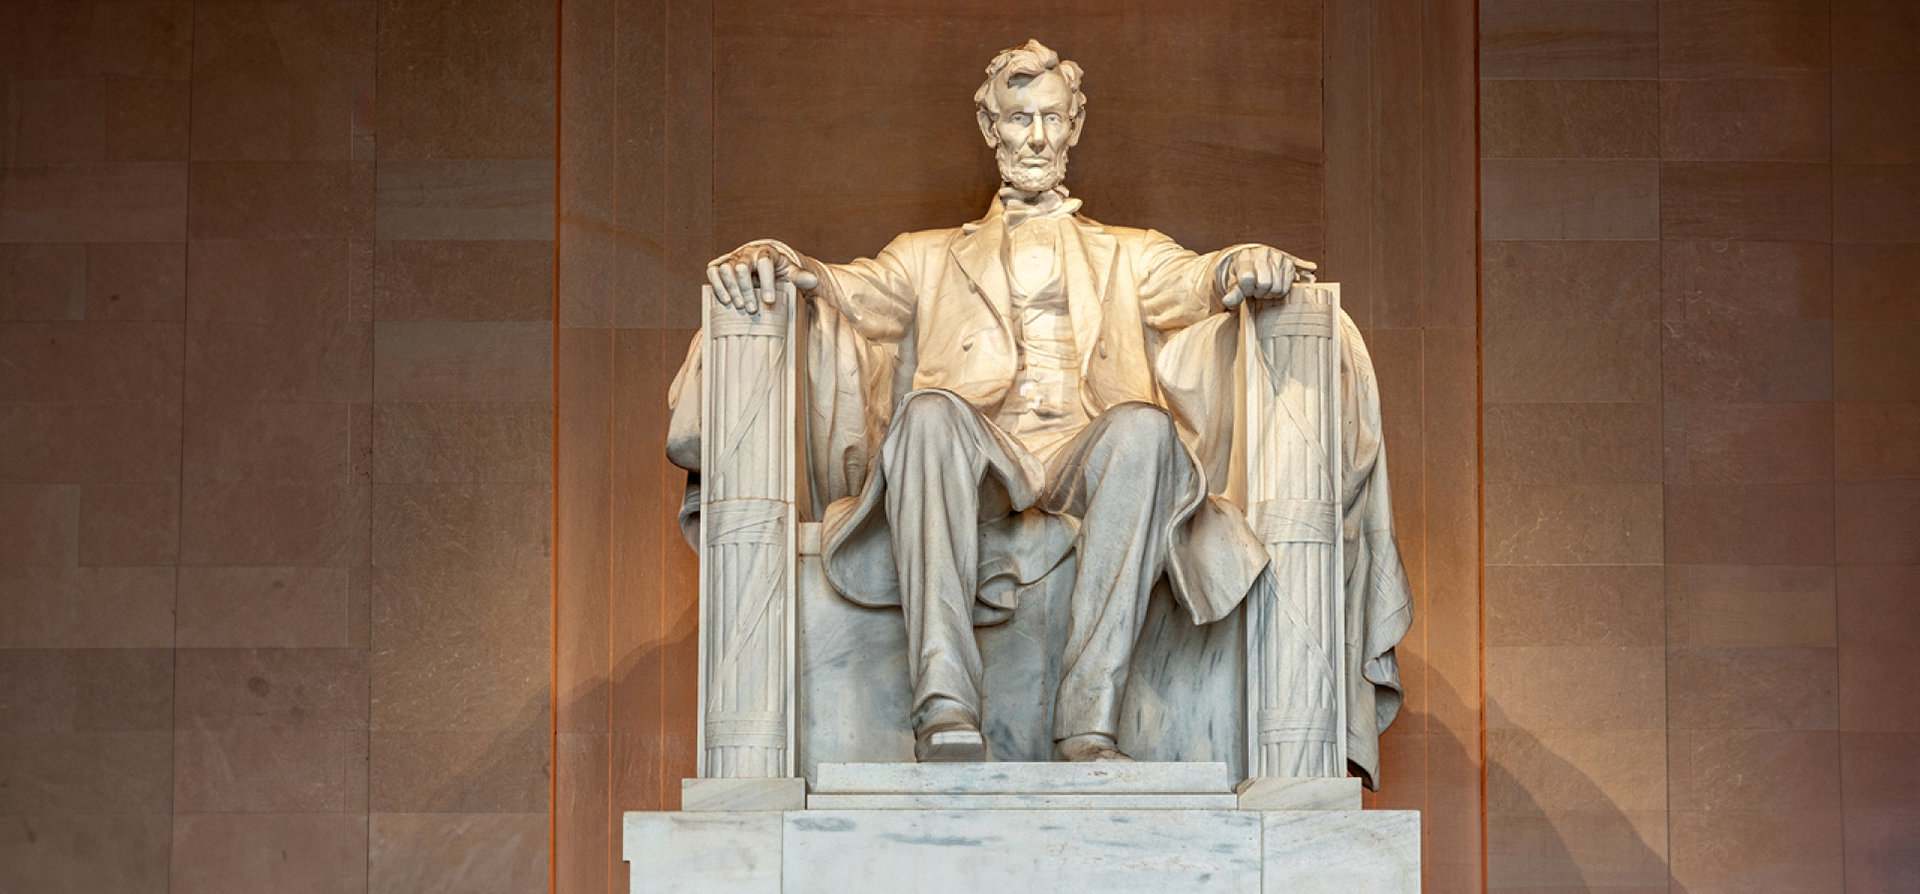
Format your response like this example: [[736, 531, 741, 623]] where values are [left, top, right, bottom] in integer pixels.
[[643, 38, 1422, 893]]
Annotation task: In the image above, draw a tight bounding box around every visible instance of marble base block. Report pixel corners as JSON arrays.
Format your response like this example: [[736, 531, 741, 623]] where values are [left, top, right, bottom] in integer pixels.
[[1235, 776, 1363, 810], [624, 806, 1420, 893], [683, 777, 808, 812], [625, 811, 782, 894], [812, 761, 1236, 794], [806, 792, 1237, 809]]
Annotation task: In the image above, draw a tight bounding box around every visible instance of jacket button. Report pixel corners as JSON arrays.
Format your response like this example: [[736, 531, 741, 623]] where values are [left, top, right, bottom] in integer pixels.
[[962, 337, 975, 351], [1097, 338, 1108, 358]]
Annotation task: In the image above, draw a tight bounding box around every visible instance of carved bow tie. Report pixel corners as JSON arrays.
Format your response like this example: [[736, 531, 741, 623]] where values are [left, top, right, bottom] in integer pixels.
[[999, 187, 1083, 228]]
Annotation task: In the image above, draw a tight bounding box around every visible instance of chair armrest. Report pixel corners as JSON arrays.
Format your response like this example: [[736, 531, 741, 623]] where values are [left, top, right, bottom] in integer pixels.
[[1237, 282, 1349, 780], [697, 282, 801, 779]]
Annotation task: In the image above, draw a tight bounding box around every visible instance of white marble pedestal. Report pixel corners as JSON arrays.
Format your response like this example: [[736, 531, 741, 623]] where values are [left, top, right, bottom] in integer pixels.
[[623, 764, 1420, 894]]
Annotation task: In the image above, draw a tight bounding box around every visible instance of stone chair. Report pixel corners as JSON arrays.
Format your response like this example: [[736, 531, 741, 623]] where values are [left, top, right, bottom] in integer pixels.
[[677, 280, 1384, 795]]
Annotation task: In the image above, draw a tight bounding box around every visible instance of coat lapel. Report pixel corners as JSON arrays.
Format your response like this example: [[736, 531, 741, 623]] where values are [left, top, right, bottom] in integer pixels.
[[952, 201, 1117, 383], [1061, 217, 1116, 374], [952, 206, 1012, 337]]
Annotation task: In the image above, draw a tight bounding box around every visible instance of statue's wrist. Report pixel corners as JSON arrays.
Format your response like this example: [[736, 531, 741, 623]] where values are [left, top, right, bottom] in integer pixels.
[[1212, 248, 1245, 298]]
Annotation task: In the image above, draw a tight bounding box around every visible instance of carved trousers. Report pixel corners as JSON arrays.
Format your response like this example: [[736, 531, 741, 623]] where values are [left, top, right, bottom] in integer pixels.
[[878, 389, 1195, 742]]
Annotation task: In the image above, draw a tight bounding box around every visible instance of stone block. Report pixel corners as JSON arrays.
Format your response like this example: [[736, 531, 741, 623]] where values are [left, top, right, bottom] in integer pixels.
[[622, 806, 1421, 893], [812, 761, 1235, 795], [1263, 810, 1422, 893], [1236, 776, 1363, 810], [783, 809, 1261, 893], [683, 777, 807, 812], [806, 793, 1237, 810], [624, 811, 782, 894]]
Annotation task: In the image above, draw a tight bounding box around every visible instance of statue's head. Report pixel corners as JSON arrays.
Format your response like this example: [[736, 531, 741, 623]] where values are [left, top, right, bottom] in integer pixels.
[[974, 39, 1086, 194]]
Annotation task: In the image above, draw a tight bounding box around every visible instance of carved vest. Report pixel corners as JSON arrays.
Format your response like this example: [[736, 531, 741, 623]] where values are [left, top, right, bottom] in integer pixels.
[[992, 217, 1089, 462]]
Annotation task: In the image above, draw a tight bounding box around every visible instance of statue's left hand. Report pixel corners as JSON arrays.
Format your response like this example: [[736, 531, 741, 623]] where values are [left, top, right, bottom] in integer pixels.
[[1220, 246, 1317, 308]]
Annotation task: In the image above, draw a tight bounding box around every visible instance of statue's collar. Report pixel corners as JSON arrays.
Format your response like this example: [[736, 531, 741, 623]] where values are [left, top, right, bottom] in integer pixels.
[[963, 186, 1083, 234]]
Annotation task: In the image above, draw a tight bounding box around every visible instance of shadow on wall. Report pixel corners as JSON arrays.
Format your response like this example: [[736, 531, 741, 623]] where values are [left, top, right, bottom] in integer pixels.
[[611, 590, 700, 810], [370, 693, 556, 891], [1477, 676, 1667, 889], [557, 573, 701, 815], [1371, 662, 1483, 883]]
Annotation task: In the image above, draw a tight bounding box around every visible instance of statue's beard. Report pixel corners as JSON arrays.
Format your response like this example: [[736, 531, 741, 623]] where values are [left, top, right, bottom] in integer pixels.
[[998, 147, 1069, 194]]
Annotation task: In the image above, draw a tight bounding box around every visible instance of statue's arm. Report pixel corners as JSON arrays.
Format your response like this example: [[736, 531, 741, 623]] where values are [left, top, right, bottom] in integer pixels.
[[707, 236, 918, 344], [1132, 231, 1247, 330], [1132, 231, 1319, 330], [807, 235, 921, 344]]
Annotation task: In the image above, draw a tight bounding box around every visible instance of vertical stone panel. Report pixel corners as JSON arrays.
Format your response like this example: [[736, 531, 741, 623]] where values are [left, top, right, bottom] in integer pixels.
[[1479, 0, 1918, 889], [165, 2, 379, 891], [365, 0, 556, 890], [0, 5, 189, 892], [1479, 0, 1668, 884], [1831, 4, 1920, 886]]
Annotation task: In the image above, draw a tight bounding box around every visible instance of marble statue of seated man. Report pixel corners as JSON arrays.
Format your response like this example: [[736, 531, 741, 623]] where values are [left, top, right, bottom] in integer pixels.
[[685, 40, 1407, 772]]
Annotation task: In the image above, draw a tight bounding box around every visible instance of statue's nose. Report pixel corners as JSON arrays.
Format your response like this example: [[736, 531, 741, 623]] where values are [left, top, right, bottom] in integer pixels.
[[1025, 121, 1048, 150]]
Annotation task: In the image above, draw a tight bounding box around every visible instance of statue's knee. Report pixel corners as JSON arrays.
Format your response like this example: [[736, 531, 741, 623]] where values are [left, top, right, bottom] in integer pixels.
[[891, 391, 967, 444], [1103, 402, 1177, 449]]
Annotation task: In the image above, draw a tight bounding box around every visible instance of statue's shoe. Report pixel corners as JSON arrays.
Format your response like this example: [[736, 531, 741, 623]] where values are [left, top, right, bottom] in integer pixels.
[[914, 724, 988, 762], [1054, 733, 1135, 762], [913, 699, 986, 762]]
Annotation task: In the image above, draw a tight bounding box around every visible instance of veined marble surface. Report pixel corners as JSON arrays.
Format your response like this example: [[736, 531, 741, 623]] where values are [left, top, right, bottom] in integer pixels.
[[624, 807, 1421, 893], [682, 777, 807, 812], [794, 554, 916, 773], [813, 761, 1235, 794], [625, 811, 781, 894], [784, 809, 1262, 893], [1263, 810, 1421, 892], [1116, 582, 1246, 768], [806, 792, 1237, 809], [1235, 776, 1363, 810]]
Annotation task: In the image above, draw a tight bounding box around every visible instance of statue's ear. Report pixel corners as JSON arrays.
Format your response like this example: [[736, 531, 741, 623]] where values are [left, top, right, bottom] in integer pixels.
[[1067, 109, 1085, 148], [976, 106, 998, 148]]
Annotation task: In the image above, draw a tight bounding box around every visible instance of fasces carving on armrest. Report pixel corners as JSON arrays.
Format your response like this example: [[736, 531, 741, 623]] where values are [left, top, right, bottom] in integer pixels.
[[697, 279, 800, 780], [1238, 282, 1348, 780]]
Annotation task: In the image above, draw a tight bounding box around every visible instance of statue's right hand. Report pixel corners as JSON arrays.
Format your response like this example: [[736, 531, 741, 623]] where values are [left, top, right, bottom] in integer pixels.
[[706, 240, 820, 315]]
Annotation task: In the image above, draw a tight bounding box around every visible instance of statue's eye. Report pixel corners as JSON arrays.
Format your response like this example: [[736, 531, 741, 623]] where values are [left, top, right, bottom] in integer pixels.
[[1045, 114, 1062, 124]]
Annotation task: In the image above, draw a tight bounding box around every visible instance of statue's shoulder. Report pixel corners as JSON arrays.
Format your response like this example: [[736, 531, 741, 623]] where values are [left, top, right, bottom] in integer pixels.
[[883, 223, 969, 254], [1073, 215, 1167, 244]]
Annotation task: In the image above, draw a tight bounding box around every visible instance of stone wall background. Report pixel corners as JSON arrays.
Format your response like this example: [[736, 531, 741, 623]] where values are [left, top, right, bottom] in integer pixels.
[[3, 0, 1914, 892], [1480, 0, 1919, 889], [2, 0, 556, 890]]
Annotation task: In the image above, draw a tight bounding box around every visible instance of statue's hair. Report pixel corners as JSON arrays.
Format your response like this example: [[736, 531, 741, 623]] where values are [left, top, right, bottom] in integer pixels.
[[973, 39, 1086, 129]]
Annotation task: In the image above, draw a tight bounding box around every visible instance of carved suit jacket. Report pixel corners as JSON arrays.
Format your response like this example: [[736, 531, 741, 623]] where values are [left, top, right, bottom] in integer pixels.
[[811, 199, 1242, 417], [806, 199, 1272, 626]]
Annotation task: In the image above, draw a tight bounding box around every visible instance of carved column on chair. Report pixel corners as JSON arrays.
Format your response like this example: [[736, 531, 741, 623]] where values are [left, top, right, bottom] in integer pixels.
[[1242, 283, 1346, 779], [698, 282, 799, 778]]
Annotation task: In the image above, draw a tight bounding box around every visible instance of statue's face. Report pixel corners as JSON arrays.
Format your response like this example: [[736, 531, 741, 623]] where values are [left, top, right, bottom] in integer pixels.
[[987, 69, 1077, 193]]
